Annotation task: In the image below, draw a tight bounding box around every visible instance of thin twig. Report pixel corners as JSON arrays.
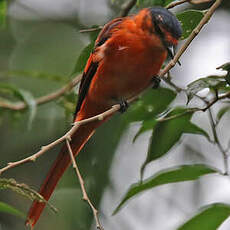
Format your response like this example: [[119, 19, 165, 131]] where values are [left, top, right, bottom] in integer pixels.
[[166, 0, 212, 9], [120, 0, 137, 17], [201, 91, 230, 112], [190, 0, 213, 4], [66, 139, 104, 230], [166, 0, 190, 9], [156, 90, 230, 122], [0, 74, 82, 111], [79, 27, 103, 33], [0, 0, 223, 175], [207, 108, 229, 175]]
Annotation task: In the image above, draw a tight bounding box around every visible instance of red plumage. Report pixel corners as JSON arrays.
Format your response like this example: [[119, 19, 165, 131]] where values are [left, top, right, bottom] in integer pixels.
[[26, 7, 181, 228]]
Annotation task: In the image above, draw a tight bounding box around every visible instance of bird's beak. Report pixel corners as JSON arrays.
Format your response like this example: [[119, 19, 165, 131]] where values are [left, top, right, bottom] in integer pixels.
[[167, 45, 181, 66]]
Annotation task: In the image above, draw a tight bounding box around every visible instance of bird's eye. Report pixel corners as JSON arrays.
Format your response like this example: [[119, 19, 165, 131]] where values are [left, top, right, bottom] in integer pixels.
[[153, 19, 164, 38], [156, 15, 163, 23]]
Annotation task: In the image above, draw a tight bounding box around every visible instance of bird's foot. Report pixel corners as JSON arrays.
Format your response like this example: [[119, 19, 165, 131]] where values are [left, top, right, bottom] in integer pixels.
[[119, 99, 129, 113]]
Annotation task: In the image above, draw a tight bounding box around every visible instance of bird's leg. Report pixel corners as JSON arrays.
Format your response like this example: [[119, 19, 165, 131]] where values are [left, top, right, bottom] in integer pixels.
[[151, 75, 161, 89]]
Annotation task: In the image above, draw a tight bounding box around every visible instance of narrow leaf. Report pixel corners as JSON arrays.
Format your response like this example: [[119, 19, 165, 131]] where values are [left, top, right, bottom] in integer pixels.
[[217, 106, 230, 123], [72, 42, 94, 74], [142, 108, 209, 173], [178, 203, 230, 230], [184, 123, 210, 141], [113, 164, 219, 215], [133, 119, 157, 142], [123, 88, 176, 123], [0, 201, 25, 219], [72, 27, 99, 75], [0, 83, 37, 127], [18, 89, 36, 129]]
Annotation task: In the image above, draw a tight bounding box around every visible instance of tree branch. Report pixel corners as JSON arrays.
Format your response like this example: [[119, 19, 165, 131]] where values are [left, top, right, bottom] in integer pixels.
[[166, 0, 212, 9], [0, 74, 82, 111], [167, 0, 190, 9], [79, 27, 103, 33], [0, 105, 120, 175], [120, 0, 137, 17], [207, 108, 229, 175], [66, 139, 104, 230]]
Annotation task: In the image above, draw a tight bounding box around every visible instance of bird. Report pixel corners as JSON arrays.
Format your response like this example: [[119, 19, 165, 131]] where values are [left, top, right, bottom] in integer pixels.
[[26, 6, 182, 228]]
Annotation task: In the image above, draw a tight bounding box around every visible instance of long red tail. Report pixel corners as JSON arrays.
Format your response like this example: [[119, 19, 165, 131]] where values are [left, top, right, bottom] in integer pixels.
[[26, 119, 103, 228]]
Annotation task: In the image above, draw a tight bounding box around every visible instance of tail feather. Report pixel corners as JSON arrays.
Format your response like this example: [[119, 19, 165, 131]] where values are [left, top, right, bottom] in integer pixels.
[[26, 121, 101, 228]]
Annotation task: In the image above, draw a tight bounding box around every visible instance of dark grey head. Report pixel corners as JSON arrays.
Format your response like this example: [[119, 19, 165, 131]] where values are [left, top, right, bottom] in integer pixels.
[[149, 7, 182, 40], [148, 7, 182, 61]]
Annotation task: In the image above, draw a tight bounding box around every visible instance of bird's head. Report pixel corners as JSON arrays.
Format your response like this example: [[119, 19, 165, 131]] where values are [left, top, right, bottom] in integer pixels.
[[148, 7, 182, 60]]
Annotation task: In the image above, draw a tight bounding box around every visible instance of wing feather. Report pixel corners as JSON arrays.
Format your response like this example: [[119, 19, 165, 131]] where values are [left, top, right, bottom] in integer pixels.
[[74, 18, 124, 117]]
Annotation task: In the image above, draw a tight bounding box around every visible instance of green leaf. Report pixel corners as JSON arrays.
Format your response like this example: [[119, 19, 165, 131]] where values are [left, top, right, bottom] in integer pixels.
[[183, 122, 210, 140], [186, 75, 229, 103], [72, 42, 94, 74], [177, 10, 205, 40], [113, 164, 219, 215], [0, 83, 37, 127], [217, 106, 230, 123], [19, 89, 36, 128], [133, 119, 158, 142], [72, 27, 100, 75], [134, 110, 210, 143], [178, 203, 230, 230], [0, 201, 25, 219], [0, 178, 57, 213], [142, 108, 209, 172], [0, 0, 7, 28], [123, 88, 176, 123]]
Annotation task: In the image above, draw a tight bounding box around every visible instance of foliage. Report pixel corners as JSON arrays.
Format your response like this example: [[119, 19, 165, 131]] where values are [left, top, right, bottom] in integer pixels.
[[113, 164, 219, 214], [0, 1, 230, 230], [0, 202, 25, 219], [178, 203, 230, 230]]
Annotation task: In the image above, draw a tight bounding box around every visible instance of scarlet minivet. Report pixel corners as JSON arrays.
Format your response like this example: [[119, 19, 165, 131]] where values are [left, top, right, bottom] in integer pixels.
[[26, 6, 182, 227]]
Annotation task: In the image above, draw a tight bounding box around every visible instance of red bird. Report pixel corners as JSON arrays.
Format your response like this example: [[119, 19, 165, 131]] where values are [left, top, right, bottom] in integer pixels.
[[26, 6, 182, 227]]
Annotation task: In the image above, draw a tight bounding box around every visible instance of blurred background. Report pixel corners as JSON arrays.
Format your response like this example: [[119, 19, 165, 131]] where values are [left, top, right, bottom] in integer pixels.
[[1, 0, 230, 229]]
